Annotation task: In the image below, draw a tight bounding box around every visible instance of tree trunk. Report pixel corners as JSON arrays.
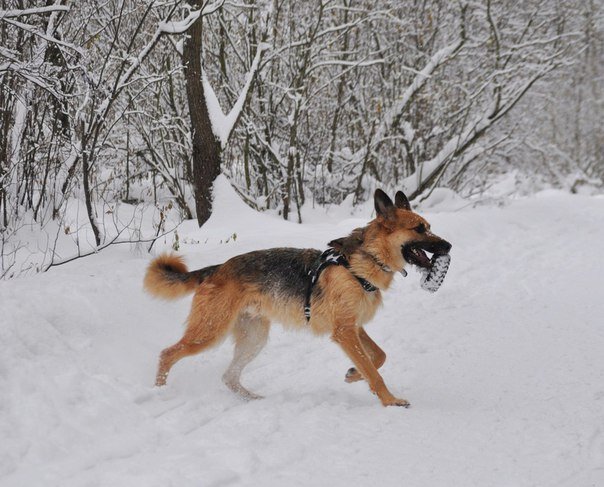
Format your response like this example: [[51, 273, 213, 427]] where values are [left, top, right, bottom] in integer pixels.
[[82, 153, 101, 246], [0, 74, 12, 228], [183, 6, 222, 227]]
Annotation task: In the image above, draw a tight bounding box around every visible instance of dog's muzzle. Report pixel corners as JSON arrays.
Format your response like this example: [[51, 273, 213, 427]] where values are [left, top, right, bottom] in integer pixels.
[[402, 238, 451, 270]]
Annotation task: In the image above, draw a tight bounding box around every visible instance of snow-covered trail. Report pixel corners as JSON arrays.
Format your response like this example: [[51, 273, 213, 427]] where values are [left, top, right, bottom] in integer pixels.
[[1, 187, 603, 487]]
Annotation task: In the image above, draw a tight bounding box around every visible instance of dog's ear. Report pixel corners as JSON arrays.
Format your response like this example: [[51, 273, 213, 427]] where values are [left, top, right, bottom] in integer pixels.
[[328, 237, 344, 251], [374, 189, 395, 218], [395, 190, 411, 211], [328, 228, 364, 257]]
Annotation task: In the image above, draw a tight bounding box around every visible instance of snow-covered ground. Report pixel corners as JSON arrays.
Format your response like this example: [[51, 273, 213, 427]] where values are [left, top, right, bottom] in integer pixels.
[[1, 182, 603, 487]]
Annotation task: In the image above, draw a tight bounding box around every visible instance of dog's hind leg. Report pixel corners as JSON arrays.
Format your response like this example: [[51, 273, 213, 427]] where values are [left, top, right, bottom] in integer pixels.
[[222, 313, 269, 401], [155, 339, 213, 386], [155, 284, 242, 387], [345, 327, 386, 383]]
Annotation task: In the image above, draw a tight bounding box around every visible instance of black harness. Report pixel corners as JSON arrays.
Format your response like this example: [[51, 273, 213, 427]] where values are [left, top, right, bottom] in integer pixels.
[[304, 248, 378, 322]]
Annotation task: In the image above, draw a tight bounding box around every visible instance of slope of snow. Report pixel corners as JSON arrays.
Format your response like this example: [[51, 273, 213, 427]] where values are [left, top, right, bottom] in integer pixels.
[[1, 184, 603, 486]]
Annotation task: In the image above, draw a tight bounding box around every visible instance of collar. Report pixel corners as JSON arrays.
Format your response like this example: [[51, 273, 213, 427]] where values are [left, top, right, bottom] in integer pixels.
[[360, 249, 393, 273], [361, 249, 409, 277], [304, 248, 378, 322]]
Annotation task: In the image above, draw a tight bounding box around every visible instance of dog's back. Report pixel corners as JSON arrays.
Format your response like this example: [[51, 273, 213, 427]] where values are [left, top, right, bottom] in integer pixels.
[[145, 248, 320, 303], [227, 247, 320, 301]]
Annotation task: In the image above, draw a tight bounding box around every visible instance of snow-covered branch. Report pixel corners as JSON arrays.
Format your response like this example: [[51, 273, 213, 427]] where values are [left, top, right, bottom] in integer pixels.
[[374, 35, 466, 147], [402, 54, 566, 199], [158, 0, 224, 34], [0, 4, 69, 18], [348, 6, 467, 168], [202, 43, 268, 148], [1, 15, 81, 54], [307, 58, 384, 74]]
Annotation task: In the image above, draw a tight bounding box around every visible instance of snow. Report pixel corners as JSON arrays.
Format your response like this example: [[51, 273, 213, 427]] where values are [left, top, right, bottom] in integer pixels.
[[202, 45, 266, 148], [1, 182, 604, 486], [158, 0, 224, 34], [416, 187, 469, 212]]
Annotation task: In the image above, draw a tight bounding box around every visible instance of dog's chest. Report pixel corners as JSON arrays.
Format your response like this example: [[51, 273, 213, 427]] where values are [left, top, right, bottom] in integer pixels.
[[354, 290, 382, 325]]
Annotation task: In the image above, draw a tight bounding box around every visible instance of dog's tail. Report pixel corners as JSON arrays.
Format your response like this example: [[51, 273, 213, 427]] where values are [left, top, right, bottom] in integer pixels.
[[144, 254, 219, 300]]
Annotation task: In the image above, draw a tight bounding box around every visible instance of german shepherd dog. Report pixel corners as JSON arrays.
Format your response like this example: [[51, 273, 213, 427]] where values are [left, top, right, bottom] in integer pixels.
[[144, 189, 451, 407]]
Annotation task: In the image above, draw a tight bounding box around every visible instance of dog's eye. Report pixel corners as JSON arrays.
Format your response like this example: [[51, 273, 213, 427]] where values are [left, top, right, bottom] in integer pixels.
[[415, 224, 426, 234]]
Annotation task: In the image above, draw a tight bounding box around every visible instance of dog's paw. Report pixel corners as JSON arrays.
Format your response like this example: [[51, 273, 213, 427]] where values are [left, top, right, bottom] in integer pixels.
[[240, 391, 264, 401], [381, 397, 411, 408], [344, 367, 363, 383]]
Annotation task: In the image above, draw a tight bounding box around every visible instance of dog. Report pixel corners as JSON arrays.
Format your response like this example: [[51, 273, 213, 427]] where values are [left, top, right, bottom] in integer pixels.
[[144, 189, 451, 407]]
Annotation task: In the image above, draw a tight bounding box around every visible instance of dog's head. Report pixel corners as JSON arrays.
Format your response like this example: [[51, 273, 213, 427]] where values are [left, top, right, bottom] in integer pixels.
[[366, 189, 451, 271]]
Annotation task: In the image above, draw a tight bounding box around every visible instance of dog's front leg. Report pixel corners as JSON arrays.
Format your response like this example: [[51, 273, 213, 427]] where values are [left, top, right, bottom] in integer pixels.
[[345, 328, 386, 383], [332, 325, 409, 408]]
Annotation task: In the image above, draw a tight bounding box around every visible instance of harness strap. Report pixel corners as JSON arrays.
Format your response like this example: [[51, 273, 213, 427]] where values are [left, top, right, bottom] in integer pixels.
[[304, 248, 378, 322]]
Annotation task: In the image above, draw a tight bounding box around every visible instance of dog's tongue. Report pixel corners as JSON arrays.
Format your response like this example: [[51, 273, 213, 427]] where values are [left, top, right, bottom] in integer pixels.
[[414, 248, 432, 268]]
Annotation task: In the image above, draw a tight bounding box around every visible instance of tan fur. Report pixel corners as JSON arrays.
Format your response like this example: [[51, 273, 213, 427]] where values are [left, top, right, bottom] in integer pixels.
[[144, 254, 195, 299], [146, 191, 450, 407], [345, 328, 386, 383]]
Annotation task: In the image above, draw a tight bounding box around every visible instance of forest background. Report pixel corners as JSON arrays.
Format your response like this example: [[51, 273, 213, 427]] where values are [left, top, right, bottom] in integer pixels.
[[1, 0, 602, 277]]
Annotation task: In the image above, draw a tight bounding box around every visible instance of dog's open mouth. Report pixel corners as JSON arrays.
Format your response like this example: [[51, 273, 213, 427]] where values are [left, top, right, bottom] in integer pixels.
[[402, 241, 451, 269], [402, 244, 432, 268]]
